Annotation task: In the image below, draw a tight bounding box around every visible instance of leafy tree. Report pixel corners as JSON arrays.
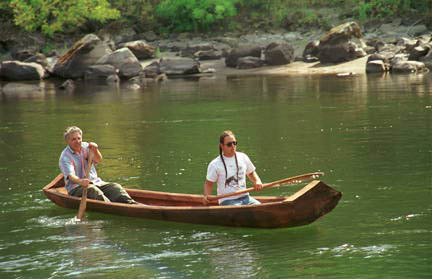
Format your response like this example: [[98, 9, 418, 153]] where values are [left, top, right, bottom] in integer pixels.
[[6, 0, 120, 36], [155, 0, 239, 32]]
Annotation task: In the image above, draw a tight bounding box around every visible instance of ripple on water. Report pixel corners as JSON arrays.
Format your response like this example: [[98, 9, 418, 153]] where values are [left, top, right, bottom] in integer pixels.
[[316, 243, 395, 258]]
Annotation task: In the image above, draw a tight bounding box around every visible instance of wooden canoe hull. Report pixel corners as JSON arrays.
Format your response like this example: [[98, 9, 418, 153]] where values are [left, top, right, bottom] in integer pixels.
[[43, 174, 342, 228]]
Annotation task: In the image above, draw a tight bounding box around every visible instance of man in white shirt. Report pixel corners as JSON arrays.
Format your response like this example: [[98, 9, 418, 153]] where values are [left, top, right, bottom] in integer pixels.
[[203, 130, 263, 206]]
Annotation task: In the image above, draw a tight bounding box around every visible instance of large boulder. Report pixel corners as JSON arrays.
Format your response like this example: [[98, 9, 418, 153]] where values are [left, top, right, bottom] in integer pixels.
[[318, 21, 365, 63], [225, 46, 261, 68], [96, 47, 142, 78], [159, 57, 201, 75], [118, 40, 155, 60], [0, 60, 47, 80], [264, 42, 294, 65], [53, 34, 112, 79]]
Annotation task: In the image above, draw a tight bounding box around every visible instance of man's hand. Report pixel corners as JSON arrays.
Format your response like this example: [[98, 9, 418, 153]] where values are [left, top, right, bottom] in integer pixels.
[[254, 182, 263, 191], [89, 142, 98, 150], [80, 178, 91, 187], [202, 195, 210, 205]]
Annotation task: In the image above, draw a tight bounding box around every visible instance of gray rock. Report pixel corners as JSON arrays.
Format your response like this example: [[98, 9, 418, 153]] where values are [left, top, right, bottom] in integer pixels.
[[180, 43, 216, 58], [392, 61, 428, 73], [225, 46, 261, 68], [159, 57, 200, 75], [237, 56, 263, 69], [84, 64, 117, 80], [408, 24, 428, 36], [408, 44, 431, 61], [24, 53, 48, 68], [96, 47, 142, 78], [59, 79, 75, 91], [53, 34, 112, 79], [0, 60, 47, 81], [194, 50, 223, 60], [366, 60, 389, 73], [264, 42, 294, 65], [118, 40, 155, 60], [318, 22, 364, 63], [143, 61, 162, 78], [419, 49, 432, 70], [303, 40, 320, 60]]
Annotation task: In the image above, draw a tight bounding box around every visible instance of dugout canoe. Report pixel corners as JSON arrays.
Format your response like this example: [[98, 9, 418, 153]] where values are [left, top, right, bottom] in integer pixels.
[[43, 173, 342, 228]]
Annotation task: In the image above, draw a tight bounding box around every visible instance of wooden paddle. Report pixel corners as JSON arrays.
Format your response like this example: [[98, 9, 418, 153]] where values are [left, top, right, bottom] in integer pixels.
[[207, 172, 324, 201], [76, 149, 94, 220]]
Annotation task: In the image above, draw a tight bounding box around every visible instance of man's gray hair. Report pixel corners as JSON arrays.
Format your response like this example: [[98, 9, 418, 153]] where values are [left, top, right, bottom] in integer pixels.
[[64, 126, 82, 141]]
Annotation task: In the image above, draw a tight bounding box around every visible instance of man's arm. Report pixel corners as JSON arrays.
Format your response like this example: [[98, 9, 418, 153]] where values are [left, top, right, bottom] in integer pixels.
[[247, 171, 263, 190], [202, 180, 214, 205], [88, 142, 102, 163], [68, 174, 91, 188]]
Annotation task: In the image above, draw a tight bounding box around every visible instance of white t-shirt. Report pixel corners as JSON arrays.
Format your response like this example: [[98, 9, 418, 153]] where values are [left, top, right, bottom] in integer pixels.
[[206, 152, 256, 204]]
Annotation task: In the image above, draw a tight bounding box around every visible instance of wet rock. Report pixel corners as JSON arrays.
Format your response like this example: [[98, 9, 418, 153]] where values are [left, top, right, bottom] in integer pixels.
[[59, 79, 75, 91], [159, 57, 201, 75], [237, 56, 263, 69], [366, 60, 389, 73], [392, 61, 428, 73], [0, 60, 47, 81], [53, 34, 112, 79], [106, 74, 120, 83], [264, 42, 294, 65], [84, 64, 117, 80], [143, 61, 162, 78], [225, 46, 261, 68]]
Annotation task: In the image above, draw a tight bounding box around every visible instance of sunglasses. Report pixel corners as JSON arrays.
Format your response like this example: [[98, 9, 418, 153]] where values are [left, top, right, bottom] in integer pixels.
[[225, 141, 237, 147]]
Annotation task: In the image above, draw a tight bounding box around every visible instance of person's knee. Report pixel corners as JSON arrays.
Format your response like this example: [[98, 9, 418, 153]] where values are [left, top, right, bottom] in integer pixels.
[[87, 185, 107, 201]]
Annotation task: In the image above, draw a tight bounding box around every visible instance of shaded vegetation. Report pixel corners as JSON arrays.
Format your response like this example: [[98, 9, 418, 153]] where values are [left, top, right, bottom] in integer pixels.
[[0, 0, 431, 36]]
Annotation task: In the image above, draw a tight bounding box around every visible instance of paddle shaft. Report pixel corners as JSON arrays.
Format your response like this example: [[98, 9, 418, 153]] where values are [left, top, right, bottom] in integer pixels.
[[207, 172, 324, 201], [76, 150, 94, 220]]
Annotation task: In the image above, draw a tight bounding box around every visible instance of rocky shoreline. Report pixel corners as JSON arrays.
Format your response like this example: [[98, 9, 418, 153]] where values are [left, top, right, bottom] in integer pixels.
[[0, 20, 431, 94]]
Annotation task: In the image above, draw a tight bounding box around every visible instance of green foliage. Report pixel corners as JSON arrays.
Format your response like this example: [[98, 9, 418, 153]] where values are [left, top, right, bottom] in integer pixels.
[[7, 0, 120, 36], [155, 0, 239, 32], [354, 0, 428, 21], [110, 0, 156, 28]]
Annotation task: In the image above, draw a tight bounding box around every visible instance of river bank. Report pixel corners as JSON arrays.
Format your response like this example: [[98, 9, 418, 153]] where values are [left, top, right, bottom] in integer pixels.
[[0, 19, 431, 89]]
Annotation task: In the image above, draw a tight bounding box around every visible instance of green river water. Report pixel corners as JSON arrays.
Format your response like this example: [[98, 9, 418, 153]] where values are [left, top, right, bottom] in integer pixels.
[[0, 73, 431, 278]]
